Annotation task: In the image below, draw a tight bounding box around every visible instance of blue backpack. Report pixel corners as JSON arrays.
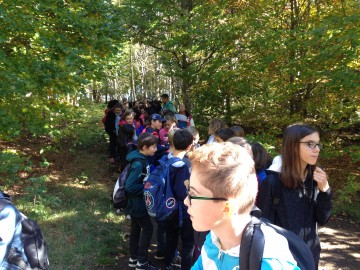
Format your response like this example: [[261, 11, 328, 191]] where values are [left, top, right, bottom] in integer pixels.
[[143, 155, 183, 225]]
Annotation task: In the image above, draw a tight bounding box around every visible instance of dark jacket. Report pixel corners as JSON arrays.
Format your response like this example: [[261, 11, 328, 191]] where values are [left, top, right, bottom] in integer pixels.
[[168, 154, 191, 220], [104, 110, 117, 134], [258, 171, 332, 265], [124, 150, 149, 218]]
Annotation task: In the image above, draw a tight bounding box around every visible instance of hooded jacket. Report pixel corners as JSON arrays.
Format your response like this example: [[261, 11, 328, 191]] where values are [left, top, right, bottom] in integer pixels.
[[258, 169, 332, 265], [124, 150, 150, 218]]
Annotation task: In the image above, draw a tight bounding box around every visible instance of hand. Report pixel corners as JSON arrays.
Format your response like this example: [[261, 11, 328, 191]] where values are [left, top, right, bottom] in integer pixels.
[[313, 167, 330, 192]]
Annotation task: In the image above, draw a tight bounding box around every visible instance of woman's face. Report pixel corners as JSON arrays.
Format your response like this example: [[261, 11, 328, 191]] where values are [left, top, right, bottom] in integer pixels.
[[299, 132, 320, 169], [180, 104, 186, 112]]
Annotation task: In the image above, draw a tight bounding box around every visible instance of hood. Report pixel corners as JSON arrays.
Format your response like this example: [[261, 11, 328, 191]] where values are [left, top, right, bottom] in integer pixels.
[[126, 150, 146, 162], [268, 155, 282, 172]]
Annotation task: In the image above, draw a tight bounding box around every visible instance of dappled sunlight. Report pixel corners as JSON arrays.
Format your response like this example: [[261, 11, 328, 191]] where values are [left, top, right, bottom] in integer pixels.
[[46, 210, 78, 221]]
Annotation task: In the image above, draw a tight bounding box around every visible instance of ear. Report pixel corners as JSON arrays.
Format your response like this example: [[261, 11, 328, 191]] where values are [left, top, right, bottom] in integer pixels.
[[185, 144, 192, 152], [223, 200, 238, 216]]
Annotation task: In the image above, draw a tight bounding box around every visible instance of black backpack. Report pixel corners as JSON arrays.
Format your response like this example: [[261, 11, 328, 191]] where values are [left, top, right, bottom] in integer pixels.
[[240, 207, 315, 270], [0, 195, 50, 270]]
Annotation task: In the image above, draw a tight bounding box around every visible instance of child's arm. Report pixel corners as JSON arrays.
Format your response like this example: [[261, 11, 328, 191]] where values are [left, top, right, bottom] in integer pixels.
[[125, 162, 145, 196]]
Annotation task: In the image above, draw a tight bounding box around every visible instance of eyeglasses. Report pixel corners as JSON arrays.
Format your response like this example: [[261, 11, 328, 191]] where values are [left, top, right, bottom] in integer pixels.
[[300, 141, 323, 150], [186, 188, 228, 206]]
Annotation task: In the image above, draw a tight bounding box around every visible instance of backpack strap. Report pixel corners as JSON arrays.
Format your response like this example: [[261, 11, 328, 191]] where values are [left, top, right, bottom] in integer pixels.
[[164, 156, 184, 227], [240, 215, 264, 270]]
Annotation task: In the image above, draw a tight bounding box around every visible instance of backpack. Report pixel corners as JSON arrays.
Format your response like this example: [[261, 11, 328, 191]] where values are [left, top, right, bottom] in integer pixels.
[[143, 155, 183, 225], [112, 158, 147, 209], [0, 196, 50, 270], [240, 207, 316, 270], [102, 108, 111, 125]]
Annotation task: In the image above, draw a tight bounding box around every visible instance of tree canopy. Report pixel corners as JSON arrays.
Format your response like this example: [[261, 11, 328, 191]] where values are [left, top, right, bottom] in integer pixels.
[[0, 0, 359, 139]]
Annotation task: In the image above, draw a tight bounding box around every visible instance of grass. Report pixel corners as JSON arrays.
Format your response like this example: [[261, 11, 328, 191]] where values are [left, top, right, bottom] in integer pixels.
[[2, 102, 131, 269]]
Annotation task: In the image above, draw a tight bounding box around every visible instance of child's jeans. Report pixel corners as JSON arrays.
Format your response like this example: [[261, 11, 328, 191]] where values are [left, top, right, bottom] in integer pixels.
[[129, 215, 153, 263]]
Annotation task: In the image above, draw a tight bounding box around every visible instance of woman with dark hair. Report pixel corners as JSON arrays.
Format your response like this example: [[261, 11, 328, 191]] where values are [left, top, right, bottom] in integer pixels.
[[258, 124, 332, 268]]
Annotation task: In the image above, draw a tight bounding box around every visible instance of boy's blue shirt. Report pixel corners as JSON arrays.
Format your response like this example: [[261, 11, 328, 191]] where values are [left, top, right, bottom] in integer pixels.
[[191, 229, 300, 270]]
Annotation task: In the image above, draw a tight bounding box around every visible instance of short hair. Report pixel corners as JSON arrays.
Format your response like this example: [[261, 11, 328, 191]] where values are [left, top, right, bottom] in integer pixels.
[[164, 114, 177, 123], [137, 133, 158, 150], [107, 99, 119, 109], [208, 119, 227, 133], [123, 111, 133, 119], [230, 126, 245, 137], [113, 103, 122, 109], [215, 128, 235, 142], [227, 137, 253, 158], [186, 126, 199, 137], [189, 142, 257, 214], [161, 93, 169, 99], [173, 129, 193, 151]]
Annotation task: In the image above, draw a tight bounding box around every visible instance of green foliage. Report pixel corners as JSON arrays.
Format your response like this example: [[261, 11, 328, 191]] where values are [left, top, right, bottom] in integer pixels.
[[0, 0, 124, 140], [343, 145, 360, 164], [0, 149, 30, 187], [25, 176, 48, 205], [334, 175, 360, 220]]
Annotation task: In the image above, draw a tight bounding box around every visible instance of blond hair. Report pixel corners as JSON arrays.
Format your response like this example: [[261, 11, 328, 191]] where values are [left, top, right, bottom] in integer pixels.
[[188, 142, 257, 214]]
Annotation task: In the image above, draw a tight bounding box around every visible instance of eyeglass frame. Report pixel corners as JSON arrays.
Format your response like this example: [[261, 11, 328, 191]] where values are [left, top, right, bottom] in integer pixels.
[[186, 188, 228, 206], [299, 141, 323, 150]]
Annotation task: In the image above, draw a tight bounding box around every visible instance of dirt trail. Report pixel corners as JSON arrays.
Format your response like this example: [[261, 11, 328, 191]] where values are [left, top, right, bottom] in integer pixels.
[[319, 214, 360, 270]]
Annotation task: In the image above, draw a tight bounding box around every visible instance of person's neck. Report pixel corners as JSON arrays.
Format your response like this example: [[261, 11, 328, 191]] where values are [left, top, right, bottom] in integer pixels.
[[172, 149, 187, 159], [213, 214, 251, 250]]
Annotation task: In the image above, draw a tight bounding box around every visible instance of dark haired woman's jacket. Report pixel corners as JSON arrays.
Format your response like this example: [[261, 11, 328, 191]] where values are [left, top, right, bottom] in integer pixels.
[[258, 171, 332, 265]]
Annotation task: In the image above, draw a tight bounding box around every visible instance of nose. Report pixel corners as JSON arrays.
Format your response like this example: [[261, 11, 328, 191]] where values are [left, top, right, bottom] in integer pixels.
[[184, 195, 190, 207]]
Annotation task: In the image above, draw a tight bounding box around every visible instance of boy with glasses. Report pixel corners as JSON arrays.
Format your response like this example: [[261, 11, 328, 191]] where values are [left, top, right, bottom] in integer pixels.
[[185, 142, 301, 269]]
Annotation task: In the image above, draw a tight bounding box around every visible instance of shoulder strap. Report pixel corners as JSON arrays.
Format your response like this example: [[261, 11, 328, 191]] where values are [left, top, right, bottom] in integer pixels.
[[240, 215, 264, 270]]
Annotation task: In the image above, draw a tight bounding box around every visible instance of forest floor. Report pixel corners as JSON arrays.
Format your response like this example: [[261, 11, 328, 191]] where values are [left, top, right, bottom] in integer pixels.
[[2, 134, 360, 269]]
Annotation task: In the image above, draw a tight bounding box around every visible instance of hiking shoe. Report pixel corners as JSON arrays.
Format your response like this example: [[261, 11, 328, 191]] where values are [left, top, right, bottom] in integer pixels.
[[135, 261, 160, 270], [154, 250, 165, 260], [128, 257, 138, 268], [164, 265, 174, 270]]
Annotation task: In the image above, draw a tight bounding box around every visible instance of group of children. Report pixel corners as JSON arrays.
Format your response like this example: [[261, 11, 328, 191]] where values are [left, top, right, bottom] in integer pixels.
[[103, 96, 195, 171], [103, 97, 332, 270]]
